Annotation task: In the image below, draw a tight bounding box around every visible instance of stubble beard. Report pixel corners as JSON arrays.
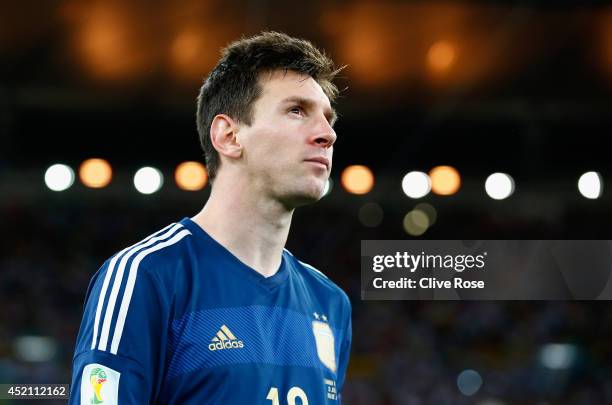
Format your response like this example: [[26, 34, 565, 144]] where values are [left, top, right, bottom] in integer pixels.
[[276, 175, 327, 210]]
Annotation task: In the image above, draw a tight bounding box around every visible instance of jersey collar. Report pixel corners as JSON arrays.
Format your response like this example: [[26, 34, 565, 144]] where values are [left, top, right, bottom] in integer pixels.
[[180, 217, 290, 291]]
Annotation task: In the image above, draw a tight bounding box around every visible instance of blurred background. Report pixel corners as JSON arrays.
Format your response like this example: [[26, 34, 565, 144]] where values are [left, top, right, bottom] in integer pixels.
[[1, 0, 612, 403]]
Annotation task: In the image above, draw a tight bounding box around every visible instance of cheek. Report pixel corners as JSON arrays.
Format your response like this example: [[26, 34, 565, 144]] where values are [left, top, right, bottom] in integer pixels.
[[260, 133, 296, 157], [243, 127, 276, 156], [243, 122, 302, 170]]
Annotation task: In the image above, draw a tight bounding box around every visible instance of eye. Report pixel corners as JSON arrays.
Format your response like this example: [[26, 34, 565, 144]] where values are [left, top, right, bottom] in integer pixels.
[[288, 105, 304, 116]]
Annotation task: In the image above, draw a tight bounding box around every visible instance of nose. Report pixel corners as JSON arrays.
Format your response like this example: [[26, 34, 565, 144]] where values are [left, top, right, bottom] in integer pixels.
[[311, 115, 337, 148]]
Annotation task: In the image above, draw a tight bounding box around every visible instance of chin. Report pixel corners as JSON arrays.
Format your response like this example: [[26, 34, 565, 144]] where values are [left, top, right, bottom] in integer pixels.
[[282, 182, 325, 208]]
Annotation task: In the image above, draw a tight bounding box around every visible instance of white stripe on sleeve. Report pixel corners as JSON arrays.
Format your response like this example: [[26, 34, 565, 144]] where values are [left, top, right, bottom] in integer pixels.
[[97, 223, 184, 351], [91, 223, 175, 350], [110, 229, 192, 354]]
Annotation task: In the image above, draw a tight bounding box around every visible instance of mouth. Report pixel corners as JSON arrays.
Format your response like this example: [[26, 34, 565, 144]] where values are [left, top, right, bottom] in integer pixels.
[[304, 157, 330, 170]]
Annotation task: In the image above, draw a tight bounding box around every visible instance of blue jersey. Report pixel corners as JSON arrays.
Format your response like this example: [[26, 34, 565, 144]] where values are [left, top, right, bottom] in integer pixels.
[[70, 218, 352, 404]]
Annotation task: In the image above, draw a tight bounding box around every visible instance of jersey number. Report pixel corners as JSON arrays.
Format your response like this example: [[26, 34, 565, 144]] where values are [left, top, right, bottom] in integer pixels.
[[266, 386, 309, 405]]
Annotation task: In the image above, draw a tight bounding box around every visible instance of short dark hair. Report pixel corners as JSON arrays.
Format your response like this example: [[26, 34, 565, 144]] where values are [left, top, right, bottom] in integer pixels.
[[196, 31, 342, 181]]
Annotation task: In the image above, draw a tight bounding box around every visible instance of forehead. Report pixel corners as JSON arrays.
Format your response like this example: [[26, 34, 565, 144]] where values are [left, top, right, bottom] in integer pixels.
[[257, 70, 331, 109]]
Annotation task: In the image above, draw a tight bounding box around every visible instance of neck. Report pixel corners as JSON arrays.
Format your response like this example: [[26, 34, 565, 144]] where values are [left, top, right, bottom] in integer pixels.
[[192, 172, 294, 278]]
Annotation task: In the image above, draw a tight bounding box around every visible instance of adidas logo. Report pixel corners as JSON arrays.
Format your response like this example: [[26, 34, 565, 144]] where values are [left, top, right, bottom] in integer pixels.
[[208, 325, 244, 351]]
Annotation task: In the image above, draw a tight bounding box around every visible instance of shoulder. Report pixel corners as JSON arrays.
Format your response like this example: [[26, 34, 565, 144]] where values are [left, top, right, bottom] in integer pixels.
[[76, 221, 195, 358], [104, 221, 194, 281], [284, 249, 351, 309]]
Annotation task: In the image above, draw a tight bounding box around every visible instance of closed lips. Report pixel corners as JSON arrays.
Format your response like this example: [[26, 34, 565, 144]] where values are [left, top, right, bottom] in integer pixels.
[[304, 157, 329, 169]]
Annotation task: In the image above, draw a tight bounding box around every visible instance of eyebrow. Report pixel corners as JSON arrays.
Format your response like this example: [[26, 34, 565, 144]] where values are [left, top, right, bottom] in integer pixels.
[[280, 96, 338, 127]]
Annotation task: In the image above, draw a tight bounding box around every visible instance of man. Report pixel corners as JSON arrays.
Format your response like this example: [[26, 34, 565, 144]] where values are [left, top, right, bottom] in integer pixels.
[[70, 31, 352, 404]]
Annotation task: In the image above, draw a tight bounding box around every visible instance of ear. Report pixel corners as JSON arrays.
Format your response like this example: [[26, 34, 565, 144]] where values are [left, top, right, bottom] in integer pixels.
[[209, 114, 242, 159]]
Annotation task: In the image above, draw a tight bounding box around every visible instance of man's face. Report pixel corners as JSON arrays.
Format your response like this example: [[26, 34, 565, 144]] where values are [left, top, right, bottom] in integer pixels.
[[237, 70, 337, 207]]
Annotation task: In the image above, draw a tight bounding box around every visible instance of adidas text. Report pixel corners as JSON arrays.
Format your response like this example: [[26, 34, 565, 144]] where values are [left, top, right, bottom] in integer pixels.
[[209, 340, 244, 351]]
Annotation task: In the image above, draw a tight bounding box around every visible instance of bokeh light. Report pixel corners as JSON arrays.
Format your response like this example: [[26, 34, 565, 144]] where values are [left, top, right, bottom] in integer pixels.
[[578, 171, 603, 199], [13, 336, 57, 363], [429, 165, 461, 195], [324, 4, 406, 87], [414, 202, 437, 226], [403, 209, 430, 236], [427, 40, 456, 72], [44, 164, 75, 192], [341, 165, 374, 195], [134, 166, 163, 195], [402, 171, 431, 199], [358, 202, 384, 227], [73, 3, 153, 81], [169, 26, 220, 82], [539, 343, 577, 370], [485, 173, 515, 200], [79, 158, 112, 188], [175, 161, 207, 191], [457, 369, 483, 396]]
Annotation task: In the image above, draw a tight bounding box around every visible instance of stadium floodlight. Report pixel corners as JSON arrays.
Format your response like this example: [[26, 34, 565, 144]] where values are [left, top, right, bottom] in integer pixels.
[[341, 165, 374, 195], [401, 171, 431, 199], [485, 173, 515, 200], [44, 164, 75, 192], [577, 171, 602, 199], [134, 167, 164, 195]]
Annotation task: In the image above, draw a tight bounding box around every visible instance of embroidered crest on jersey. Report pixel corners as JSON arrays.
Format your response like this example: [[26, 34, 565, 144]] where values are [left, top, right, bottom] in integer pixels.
[[312, 320, 337, 373], [81, 363, 120, 404]]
